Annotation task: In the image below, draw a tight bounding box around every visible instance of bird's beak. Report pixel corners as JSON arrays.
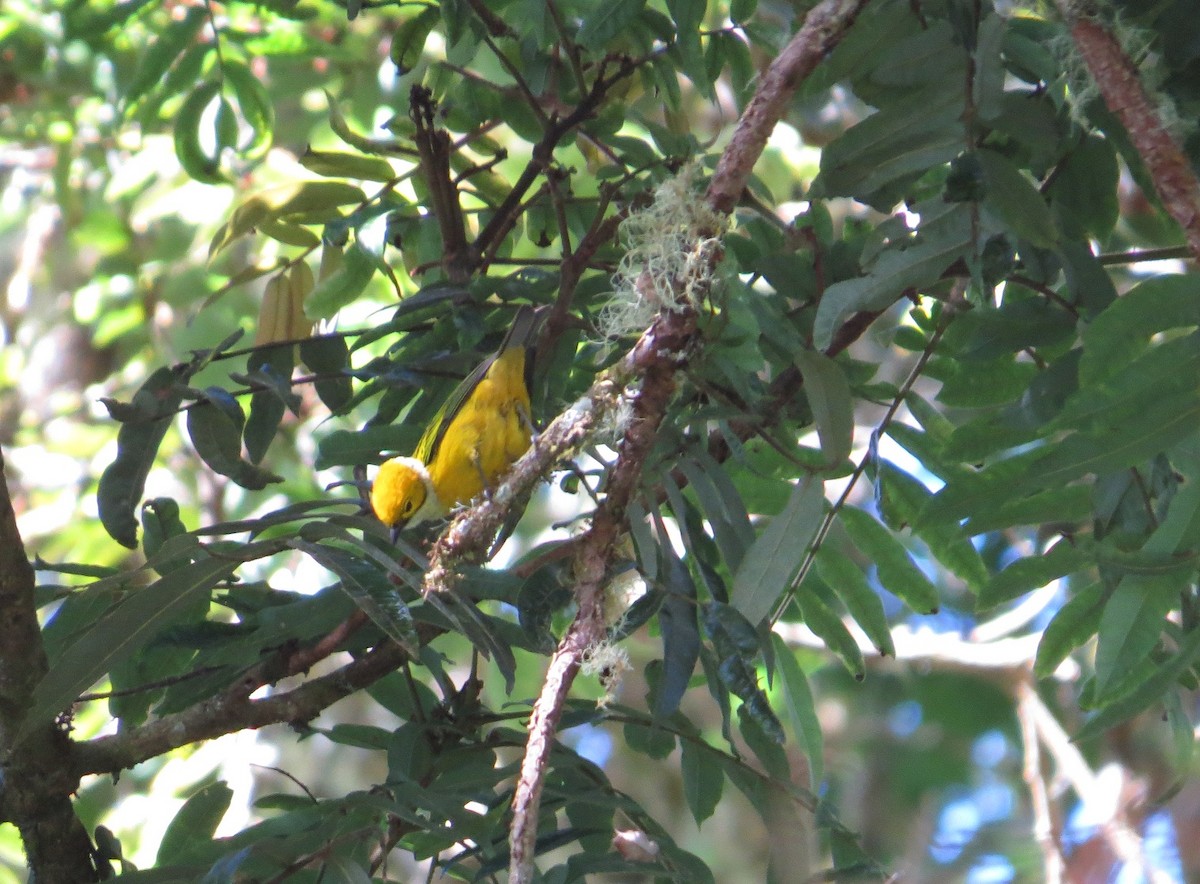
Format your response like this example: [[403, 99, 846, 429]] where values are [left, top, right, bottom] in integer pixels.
[[390, 522, 405, 544]]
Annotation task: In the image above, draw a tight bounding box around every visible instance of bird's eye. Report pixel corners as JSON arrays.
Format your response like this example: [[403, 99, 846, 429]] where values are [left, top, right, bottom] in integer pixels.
[[403, 500, 414, 514]]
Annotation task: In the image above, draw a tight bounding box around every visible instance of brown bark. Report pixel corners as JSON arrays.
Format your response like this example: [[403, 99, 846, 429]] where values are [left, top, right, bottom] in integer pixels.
[[1062, 5, 1200, 260], [0, 448, 100, 882]]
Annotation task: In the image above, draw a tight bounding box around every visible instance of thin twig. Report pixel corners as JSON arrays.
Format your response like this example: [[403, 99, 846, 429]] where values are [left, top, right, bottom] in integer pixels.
[[1026, 687, 1175, 884], [1017, 678, 1066, 884], [772, 290, 961, 624]]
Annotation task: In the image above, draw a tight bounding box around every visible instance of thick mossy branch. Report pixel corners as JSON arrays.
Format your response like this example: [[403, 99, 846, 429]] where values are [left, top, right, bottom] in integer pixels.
[[503, 1, 878, 880], [1059, 1, 1200, 260]]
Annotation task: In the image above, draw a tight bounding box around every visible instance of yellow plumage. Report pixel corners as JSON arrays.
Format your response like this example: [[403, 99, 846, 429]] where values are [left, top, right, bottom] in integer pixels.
[[370, 306, 540, 534]]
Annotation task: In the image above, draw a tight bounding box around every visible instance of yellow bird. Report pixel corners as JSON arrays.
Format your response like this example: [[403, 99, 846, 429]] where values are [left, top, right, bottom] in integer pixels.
[[371, 305, 541, 536]]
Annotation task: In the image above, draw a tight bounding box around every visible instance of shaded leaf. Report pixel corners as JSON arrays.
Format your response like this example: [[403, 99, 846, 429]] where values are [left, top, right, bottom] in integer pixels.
[[840, 506, 939, 614], [795, 587, 864, 679], [577, 0, 647, 48], [289, 539, 418, 654], [680, 740, 723, 824], [975, 148, 1058, 248], [730, 478, 825, 625], [1034, 581, 1107, 679], [1081, 275, 1200, 385], [300, 335, 354, 412], [794, 349, 854, 467], [186, 401, 282, 490], [98, 367, 190, 548], [878, 462, 987, 590], [21, 555, 236, 740], [1094, 573, 1180, 699], [156, 782, 233, 866], [813, 548, 895, 657], [1075, 627, 1200, 743], [771, 633, 824, 789], [655, 546, 700, 720], [977, 540, 1088, 611], [813, 219, 972, 350]]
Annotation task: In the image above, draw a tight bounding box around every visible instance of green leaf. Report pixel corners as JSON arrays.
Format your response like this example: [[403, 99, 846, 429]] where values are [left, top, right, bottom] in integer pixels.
[[670, 0, 709, 98], [655, 546, 700, 720], [930, 355, 1038, 408], [927, 390, 1200, 528], [223, 59, 274, 160], [794, 350, 854, 467], [1034, 581, 1107, 679], [939, 298, 1076, 361], [299, 149, 396, 182], [812, 84, 962, 210], [304, 242, 377, 320], [243, 347, 296, 465], [316, 425, 415, 470], [123, 6, 207, 113], [680, 740, 724, 824], [299, 335, 354, 412], [1094, 574, 1180, 699], [390, 6, 439, 73], [321, 856, 374, 884], [1080, 275, 1200, 385], [813, 218, 972, 350], [1022, 392, 1200, 490], [22, 555, 236, 740], [813, 548, 895, 657], [577, 0, 647, 49], [840, 506, 939, 614], [730, 478, 825, 625], [98, 367, 189, 548], [676, 456, 753, 571], [1053, 334, 1200, 436], [256, 219, 321, 248], [771, 633, 823, 789], [977, 540, 1088, 610], [972, 13, 1006, 122], [795, 587, 864, 679], [186, 401, 282, 490], [156, 782, 233, 865], [738, 699, 787, 763], [173, 79, 225, 184], [289, 539, 418, 655], [1075, 627, 1200, 743], [975, 148, 1058, 248], [625, 712, 677, 760], [141, 498, 189, 572], [1048, 135, 1120, 240], [878, 462, 987, 590]]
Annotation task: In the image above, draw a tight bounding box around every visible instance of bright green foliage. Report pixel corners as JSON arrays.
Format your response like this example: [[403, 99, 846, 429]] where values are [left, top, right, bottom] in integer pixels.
[[4, 0, 1200, 881]]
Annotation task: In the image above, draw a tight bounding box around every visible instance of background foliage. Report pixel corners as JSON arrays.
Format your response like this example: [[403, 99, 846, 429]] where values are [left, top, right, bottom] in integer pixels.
[[2, 0, 1200, 881]]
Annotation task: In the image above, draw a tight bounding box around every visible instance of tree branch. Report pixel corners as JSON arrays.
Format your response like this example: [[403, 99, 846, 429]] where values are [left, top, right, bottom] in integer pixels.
[[706, 0, 873, 216], [71, 640, 409, 777], [0, 447, 100, 881], [1058, 1, 1200, 260], [503, 1, 879, 879], [1017, 679, 1066, 883]]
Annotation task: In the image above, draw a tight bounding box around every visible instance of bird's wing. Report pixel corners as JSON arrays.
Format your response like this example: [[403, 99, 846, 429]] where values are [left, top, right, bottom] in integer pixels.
[[412, 352, 497, 465], [412, 305, 542, 464]]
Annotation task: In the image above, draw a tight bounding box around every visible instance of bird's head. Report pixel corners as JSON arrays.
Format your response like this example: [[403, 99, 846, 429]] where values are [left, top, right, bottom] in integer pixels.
[[370, 457, 439, 538]]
